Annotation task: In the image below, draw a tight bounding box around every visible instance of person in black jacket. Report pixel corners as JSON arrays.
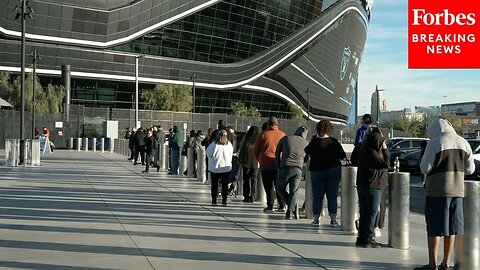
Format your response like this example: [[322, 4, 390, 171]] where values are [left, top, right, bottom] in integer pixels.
[[128, 127, 137, 161], [305, 120, 346, 227], [133, 128, 146, 165], [143, 129, 160, 173], [354, 127, 390, 248]]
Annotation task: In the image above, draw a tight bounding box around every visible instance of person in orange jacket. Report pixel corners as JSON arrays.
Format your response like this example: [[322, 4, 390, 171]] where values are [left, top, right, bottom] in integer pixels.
[[254, 116, 286, 212]]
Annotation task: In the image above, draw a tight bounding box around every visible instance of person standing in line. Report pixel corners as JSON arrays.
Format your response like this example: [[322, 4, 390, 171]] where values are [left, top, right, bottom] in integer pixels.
[[305, 120, 346, 227], [254, 116, 286, 212], [124, 127, 131, 140], [275, 126, 309, 220], [237, 125, 260, 203], [201, 128, 214, 182], [169, 126, 184, 175], [143, 129, 160, 173], [190, 130, 205, 178], [128, 127, 137, 162], [354, 114, 372, 146], [133, 128, 146, 165], [414, 119, 475, 270], [154, 125, 166, 165], [206, 129, 233, 206], [353, 127, 389, 248]]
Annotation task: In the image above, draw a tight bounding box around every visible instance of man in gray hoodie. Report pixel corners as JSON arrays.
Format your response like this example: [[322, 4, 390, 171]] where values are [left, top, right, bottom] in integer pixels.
[[415, 118, 475, 270], [275, 126, 309, 220]]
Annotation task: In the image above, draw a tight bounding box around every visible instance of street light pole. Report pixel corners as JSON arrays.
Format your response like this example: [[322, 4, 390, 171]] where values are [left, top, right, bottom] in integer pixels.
[[442, 93, 447, 117], [305, 88, 311, 123], [191, 74, 196, 129], [30, 50, 40, 139], [14, 0, 34, 164], [134, 55, 143, 128], [375, 85, 385, 127]]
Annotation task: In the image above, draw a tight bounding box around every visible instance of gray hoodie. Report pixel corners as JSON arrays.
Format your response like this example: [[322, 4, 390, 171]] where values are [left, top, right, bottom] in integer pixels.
[[275, 126, 309, 169], [420, 119, 475, 197]]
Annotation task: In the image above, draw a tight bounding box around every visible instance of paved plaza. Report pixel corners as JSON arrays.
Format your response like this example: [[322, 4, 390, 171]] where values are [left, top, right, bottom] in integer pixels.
[[0, 150, 435, 269]]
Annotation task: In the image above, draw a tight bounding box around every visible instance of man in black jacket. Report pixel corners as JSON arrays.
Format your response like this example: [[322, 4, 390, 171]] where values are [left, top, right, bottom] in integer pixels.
[[134, 128, 146, 165], [143, 129, 160, 173], [354, 127, 390, 248]]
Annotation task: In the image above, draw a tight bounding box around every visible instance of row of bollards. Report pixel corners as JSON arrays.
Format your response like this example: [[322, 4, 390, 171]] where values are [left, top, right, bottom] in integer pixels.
[[69, 137, 106, 152], [4, 139, 41, 167]]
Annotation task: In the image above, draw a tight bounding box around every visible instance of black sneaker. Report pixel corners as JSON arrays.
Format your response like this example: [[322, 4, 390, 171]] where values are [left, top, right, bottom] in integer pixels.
[[364, 238, 382, 248], [413, 264, 437, 270], [355, 237, 367, 247], [285, 211, 292, 220], [263, 207, 274, 213]]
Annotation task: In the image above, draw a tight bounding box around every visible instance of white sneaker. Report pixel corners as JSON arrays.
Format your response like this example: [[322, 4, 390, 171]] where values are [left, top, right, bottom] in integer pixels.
[[374, 227, 382, 237]]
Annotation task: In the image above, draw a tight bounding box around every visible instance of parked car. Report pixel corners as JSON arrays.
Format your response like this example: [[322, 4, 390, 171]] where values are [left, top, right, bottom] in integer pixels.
[[398, 148, 422, 174], [386, 137, 429, 166], [466, 139, 480, 180]]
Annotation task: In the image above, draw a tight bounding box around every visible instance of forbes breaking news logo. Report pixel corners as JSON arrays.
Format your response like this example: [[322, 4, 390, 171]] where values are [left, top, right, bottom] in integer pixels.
[[408, 0, 479, 68]]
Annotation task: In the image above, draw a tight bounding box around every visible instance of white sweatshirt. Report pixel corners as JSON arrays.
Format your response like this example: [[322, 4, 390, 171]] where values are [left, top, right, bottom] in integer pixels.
[[206, 142, 233, 173]]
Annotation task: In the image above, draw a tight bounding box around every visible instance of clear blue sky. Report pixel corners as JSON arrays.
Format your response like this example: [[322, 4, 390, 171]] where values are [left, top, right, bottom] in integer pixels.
[[357, 0, 480, 116]]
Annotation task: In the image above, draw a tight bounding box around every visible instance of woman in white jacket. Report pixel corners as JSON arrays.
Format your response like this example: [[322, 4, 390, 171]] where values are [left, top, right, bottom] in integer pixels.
[[206, 129, 234, 206]]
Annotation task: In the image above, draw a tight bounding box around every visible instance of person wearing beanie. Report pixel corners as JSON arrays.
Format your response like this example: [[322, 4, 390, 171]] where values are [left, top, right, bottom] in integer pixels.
[[275, 126, 309, 219]]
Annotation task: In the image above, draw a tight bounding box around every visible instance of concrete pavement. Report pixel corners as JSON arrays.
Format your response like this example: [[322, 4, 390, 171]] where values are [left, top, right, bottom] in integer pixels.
[[0, 150, 435, 270]]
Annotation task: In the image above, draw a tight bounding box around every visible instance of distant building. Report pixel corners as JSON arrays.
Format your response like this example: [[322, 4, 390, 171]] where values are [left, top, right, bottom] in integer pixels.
[[441, 101, 480, 117], [415, 106, 441, 117], [370, 91, 387, 124], [380, 108, 425, 123]]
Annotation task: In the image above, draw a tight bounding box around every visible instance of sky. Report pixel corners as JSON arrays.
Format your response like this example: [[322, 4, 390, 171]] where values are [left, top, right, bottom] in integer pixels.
[[357, 0, 480, 116]]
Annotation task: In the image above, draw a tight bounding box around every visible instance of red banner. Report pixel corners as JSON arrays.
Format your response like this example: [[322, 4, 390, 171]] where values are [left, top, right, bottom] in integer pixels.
[[408, 0, 480, 68]]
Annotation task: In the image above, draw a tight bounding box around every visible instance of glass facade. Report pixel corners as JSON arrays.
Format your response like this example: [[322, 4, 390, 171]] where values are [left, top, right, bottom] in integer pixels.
[[0, 0, 371, 123], [112, 0, 341, 63]]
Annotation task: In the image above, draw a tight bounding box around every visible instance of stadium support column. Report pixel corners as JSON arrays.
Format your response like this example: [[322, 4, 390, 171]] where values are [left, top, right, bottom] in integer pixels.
[[62, 65, 71, 122]]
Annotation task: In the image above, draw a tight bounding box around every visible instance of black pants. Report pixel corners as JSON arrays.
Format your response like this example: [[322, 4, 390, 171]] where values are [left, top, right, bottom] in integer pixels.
[[211, 172, 229, 205], [134, 146, 145, 164], [242, 167, 258, 201], [261, 169, 285, 209], [145, 150, 159, 172]]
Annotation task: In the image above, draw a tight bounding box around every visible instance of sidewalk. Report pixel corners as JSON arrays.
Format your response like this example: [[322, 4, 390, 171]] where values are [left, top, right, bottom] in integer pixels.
[[0, 150, 431, 270]]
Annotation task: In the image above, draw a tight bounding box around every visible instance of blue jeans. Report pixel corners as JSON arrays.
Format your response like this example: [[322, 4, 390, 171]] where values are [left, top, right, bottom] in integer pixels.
[[276, 166, 303, 212], [311, 166, 341, 216], [357, 185, 382, 240], [170, 149, 179, 174]]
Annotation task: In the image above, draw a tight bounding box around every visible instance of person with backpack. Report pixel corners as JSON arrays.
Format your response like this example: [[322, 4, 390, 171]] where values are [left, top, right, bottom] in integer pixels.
[[237, 126, 260, 203], [143, 129, 160, 173]]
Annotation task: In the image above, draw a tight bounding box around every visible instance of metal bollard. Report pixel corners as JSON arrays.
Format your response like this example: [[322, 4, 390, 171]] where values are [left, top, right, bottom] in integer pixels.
[[109, 138, 113, 153], [388, 172, 410, 249], [341, 166, 358, 233], [31, 139, 40, 166], [92, 138, 97, 152], [160, 144, 168, 170], [5, 139, 19, 167], [255, 170, 266, 203], [460, 181, 480, 270], [179, 155, 187, 176], [197, 148, 206, 182], [187, 148, 195, 178], [304, 165, 313, 219], [69, 137, 74, 150], [83, 137, 89, 151], [77, 138, 82, 151], [100, 138, 105, 152]]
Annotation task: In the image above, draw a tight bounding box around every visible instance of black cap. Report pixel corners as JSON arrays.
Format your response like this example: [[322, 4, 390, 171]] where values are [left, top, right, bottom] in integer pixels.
[[362, 114, 372, 125]]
